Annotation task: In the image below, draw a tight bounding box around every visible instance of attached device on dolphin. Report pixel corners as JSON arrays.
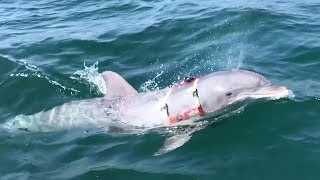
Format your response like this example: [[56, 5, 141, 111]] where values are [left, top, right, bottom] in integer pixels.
[[1, 69, 291, 155]]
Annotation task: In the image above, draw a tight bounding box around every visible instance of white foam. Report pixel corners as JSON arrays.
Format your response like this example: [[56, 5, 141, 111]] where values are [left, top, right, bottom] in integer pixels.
[[72, 62, 107, 95]]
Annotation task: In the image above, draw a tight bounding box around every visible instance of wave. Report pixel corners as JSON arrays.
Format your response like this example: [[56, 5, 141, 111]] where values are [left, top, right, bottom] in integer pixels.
[[0, 54, 80, 95]]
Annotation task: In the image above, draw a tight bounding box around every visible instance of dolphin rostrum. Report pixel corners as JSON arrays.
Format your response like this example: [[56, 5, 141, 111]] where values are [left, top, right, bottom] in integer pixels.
[[1, 70, 290, 155]]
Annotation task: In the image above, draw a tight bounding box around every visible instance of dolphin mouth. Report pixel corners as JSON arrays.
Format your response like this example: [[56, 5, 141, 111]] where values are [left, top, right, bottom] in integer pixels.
[[244, 86, 290, 100]]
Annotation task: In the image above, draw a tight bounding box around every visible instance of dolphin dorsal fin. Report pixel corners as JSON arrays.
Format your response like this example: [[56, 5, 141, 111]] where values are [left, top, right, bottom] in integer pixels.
[[102, 71, 138, 98]]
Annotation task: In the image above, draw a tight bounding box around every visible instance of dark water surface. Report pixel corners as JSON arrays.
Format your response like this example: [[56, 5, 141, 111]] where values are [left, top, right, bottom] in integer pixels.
[[1, 0, 320, 179]]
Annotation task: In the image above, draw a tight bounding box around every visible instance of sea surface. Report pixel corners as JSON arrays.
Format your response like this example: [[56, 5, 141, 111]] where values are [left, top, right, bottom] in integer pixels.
[[0, 0, 320, 179]]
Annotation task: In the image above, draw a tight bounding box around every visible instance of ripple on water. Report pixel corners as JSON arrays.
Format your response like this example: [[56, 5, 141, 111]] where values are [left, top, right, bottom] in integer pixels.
[[0, 0, 320, 179]]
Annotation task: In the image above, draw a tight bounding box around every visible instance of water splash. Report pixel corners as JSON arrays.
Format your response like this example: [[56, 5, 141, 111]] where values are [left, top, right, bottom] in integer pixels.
[[3, 54, 110, 96], [138, 62, 196, 93], [288, 90, 296, 100], [72, 62, 107, 95], [139, 70, 164, 92], [201, 42, 246, 72]]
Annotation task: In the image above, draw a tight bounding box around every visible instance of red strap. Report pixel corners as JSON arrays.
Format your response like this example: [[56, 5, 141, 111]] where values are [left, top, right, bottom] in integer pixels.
[[198, 105, 205, 116], [169, 105, 205, 124]]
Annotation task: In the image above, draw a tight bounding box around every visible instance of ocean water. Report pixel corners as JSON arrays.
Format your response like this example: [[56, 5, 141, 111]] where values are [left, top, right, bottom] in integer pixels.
[[0, 0, 320, 179]]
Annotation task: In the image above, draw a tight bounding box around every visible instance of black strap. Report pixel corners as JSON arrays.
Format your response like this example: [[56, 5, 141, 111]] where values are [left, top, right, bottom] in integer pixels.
[[184, 76, 196, 83]]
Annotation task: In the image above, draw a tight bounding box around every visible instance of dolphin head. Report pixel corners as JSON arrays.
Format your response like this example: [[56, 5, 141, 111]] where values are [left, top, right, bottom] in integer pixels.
[[199, 70, 290, 113]]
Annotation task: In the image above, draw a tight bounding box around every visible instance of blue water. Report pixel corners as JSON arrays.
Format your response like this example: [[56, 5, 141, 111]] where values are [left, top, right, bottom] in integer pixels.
[[0, 0, 320, 179]]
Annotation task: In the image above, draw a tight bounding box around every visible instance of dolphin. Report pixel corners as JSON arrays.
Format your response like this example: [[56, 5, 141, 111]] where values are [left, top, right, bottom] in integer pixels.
[[1, 69, 290, 155]]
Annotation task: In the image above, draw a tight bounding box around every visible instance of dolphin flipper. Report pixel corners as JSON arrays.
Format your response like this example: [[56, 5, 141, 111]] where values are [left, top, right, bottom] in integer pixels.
[[102, 71, 138, 98], [154, 133, 192, 156], [154, 122, 209, 156]]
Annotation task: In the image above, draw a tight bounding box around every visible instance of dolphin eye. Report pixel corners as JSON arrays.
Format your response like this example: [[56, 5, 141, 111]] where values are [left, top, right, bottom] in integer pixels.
[[226, 92, 232, 96]]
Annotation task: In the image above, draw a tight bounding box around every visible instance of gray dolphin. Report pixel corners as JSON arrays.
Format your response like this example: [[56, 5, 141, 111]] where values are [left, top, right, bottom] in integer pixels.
[[1, 70, 290, 155]]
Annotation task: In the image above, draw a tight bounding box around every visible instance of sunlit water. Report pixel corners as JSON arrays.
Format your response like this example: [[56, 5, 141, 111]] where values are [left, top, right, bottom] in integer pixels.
[[0, 0, 320, 179]]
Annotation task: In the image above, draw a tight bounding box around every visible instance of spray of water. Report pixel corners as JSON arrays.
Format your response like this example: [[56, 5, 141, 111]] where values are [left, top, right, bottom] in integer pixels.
[[138, 42, 246, 93], [139, 70, 164, 92], [1, 54, 111, 96], [71, 62, 107, 95]]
